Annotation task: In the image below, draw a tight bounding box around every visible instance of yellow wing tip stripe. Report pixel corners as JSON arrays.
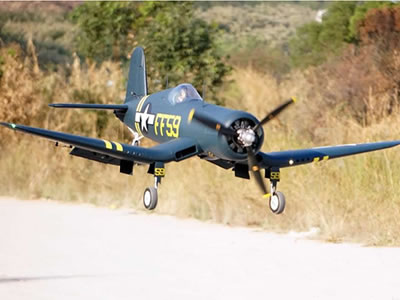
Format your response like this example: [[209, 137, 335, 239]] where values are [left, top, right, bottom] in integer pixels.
[[103, 140, 124, 151], [291, 96, 298, 103], [188, 109, 195, 123], [103, 140, 112, 149], [313, 156, 329, 163], [114, 142, 123, 151]]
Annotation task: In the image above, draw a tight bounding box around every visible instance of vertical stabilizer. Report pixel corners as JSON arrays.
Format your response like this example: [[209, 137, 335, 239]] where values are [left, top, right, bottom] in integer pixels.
[[125, 47, 148, 102]]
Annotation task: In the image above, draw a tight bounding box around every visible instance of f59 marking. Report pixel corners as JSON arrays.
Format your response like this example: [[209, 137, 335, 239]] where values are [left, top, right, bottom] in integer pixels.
[[154, 113, 181, 138]]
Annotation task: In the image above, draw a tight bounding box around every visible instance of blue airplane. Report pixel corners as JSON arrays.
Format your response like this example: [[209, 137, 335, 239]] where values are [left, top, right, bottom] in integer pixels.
[[2, 47, 399, 214]]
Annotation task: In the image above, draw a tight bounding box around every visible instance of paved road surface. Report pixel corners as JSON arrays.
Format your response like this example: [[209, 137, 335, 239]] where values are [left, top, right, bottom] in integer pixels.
[[0, 197, 399, 300]]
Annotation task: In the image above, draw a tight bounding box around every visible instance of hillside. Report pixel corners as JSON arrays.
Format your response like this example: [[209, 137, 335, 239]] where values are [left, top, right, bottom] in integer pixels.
[[0, 2, 78, 67], [197, 2, 317, 50], [0, 2, 317, 69]]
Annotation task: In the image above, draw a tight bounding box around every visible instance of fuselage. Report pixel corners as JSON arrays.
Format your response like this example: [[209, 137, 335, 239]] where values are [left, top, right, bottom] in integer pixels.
[[121, 85, 264, 161]]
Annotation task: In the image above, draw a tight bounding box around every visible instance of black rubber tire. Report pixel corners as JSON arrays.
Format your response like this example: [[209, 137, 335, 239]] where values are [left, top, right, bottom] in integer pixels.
[[143, 187, 158, 210], [269, 191, 286, 214]]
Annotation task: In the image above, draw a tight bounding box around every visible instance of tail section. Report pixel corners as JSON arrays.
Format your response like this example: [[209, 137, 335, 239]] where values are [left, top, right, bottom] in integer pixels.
[[125, 46, 148, 102], [48, 47, 148, 123]]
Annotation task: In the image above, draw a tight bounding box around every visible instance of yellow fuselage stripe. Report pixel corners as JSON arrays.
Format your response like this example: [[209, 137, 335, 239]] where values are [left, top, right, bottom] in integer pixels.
[[134, 95, 149, 136], [188, 109, 195, 123], [137, 95, 149, 112], [136, 98, 145, 112], [135, 122, 143, 136]]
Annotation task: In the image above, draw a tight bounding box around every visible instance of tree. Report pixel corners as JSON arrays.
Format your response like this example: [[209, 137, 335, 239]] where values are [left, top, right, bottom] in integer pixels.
[[289, 2, 356, 68], [70, 2, 230, 103], [70, 2, 139, 62], [137, 2, 230, 102], [289, 1, 400, 69], [348, 1, 395, 42]]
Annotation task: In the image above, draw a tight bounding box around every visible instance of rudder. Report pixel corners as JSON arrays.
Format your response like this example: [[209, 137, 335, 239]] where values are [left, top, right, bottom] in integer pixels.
[[125, 47, 148, 102]]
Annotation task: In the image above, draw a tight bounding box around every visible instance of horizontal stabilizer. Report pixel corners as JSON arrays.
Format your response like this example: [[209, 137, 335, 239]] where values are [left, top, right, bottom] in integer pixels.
[[49, 103, 128, 111]]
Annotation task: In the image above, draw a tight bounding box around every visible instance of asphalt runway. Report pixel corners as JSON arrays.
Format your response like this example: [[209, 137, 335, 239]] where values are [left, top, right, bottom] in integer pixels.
[[0, 197, 399, 300]]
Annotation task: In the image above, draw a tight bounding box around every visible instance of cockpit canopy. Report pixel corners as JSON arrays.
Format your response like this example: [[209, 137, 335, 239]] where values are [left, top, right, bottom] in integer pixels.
[[168, 84, 203, 105]]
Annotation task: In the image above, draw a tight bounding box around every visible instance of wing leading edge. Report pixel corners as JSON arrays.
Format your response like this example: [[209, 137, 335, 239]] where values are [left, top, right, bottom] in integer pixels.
[[0, 122, 198, 164], [259, 141, 400, 169]]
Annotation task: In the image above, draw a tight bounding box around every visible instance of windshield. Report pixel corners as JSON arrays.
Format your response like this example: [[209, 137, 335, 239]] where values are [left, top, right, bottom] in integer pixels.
[[168, 84, 203, 105]]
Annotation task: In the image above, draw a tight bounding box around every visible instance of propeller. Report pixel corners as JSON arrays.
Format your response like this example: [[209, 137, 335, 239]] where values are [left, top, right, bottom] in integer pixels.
[[246, 146, 268, 195], [253, 97, 297, 131], [189, 97, 296, 196], [188, 109, 237, 136]]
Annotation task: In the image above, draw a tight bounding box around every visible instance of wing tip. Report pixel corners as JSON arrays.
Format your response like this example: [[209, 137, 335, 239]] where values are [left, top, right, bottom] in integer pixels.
[[0, 122, 17, 129], [49, 103, 68, 108]]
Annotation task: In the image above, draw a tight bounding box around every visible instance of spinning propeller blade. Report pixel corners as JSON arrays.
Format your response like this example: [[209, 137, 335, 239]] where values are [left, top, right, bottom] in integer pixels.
[[246, 146, 268, 196], [253, 97, 296, 131], [189, 110, 237, 136]]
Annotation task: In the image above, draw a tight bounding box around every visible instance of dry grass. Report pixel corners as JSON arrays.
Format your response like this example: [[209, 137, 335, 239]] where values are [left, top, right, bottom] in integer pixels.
[[198, 3, 316, 49], [225, 68, 400, 245], [1, 44, 400, 246]]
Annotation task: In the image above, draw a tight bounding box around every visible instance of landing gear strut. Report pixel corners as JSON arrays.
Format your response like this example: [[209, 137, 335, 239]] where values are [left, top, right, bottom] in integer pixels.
[[128, 127, 143, 146], [143, 162, 165, 210], [267, 169, 286, 214]]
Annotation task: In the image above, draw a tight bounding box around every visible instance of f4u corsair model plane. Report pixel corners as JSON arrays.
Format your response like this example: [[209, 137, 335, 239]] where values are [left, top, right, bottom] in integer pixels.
[[2, 47, 400, 214]]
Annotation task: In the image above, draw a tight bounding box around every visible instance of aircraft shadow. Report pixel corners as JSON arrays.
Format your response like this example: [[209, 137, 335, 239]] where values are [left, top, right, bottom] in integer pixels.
[[0, 274, 100, 284]]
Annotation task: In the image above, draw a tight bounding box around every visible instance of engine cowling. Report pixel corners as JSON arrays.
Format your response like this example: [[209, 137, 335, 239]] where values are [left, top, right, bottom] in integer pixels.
[[226, 117, 263, 154]]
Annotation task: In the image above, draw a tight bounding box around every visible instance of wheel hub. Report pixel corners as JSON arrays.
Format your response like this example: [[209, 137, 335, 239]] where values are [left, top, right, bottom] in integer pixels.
[[270, 194, 279, 211], [144, 191, 151, 206]]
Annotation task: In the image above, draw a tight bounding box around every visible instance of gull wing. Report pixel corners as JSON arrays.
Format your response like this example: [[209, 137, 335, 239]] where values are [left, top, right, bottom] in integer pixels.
[[259, 141, 400, 169], [0, 122, 198, 164]]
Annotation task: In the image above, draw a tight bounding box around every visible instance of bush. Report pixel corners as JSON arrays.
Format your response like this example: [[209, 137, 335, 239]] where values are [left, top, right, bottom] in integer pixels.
[[307, 6, 400, 125], [289, 2, 357, 68], [289, 2, 400, 69]]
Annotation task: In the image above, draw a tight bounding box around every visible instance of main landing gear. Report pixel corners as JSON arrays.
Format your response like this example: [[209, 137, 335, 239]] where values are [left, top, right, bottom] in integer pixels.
[[266, 169, 286, 214], [142, 163, 286, 214], [143, 162, 165, 210]]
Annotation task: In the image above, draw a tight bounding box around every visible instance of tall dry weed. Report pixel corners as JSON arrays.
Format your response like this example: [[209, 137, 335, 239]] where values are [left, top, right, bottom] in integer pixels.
[[223, 67, 400, 245], [1, 44, 399, 246], [0, 45, 43, 126]]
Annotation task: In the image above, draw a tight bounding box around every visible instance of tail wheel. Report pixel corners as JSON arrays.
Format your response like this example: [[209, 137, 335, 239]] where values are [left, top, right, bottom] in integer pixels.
[[269, 191, 285, 214], [143, 187, 158, 210]]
